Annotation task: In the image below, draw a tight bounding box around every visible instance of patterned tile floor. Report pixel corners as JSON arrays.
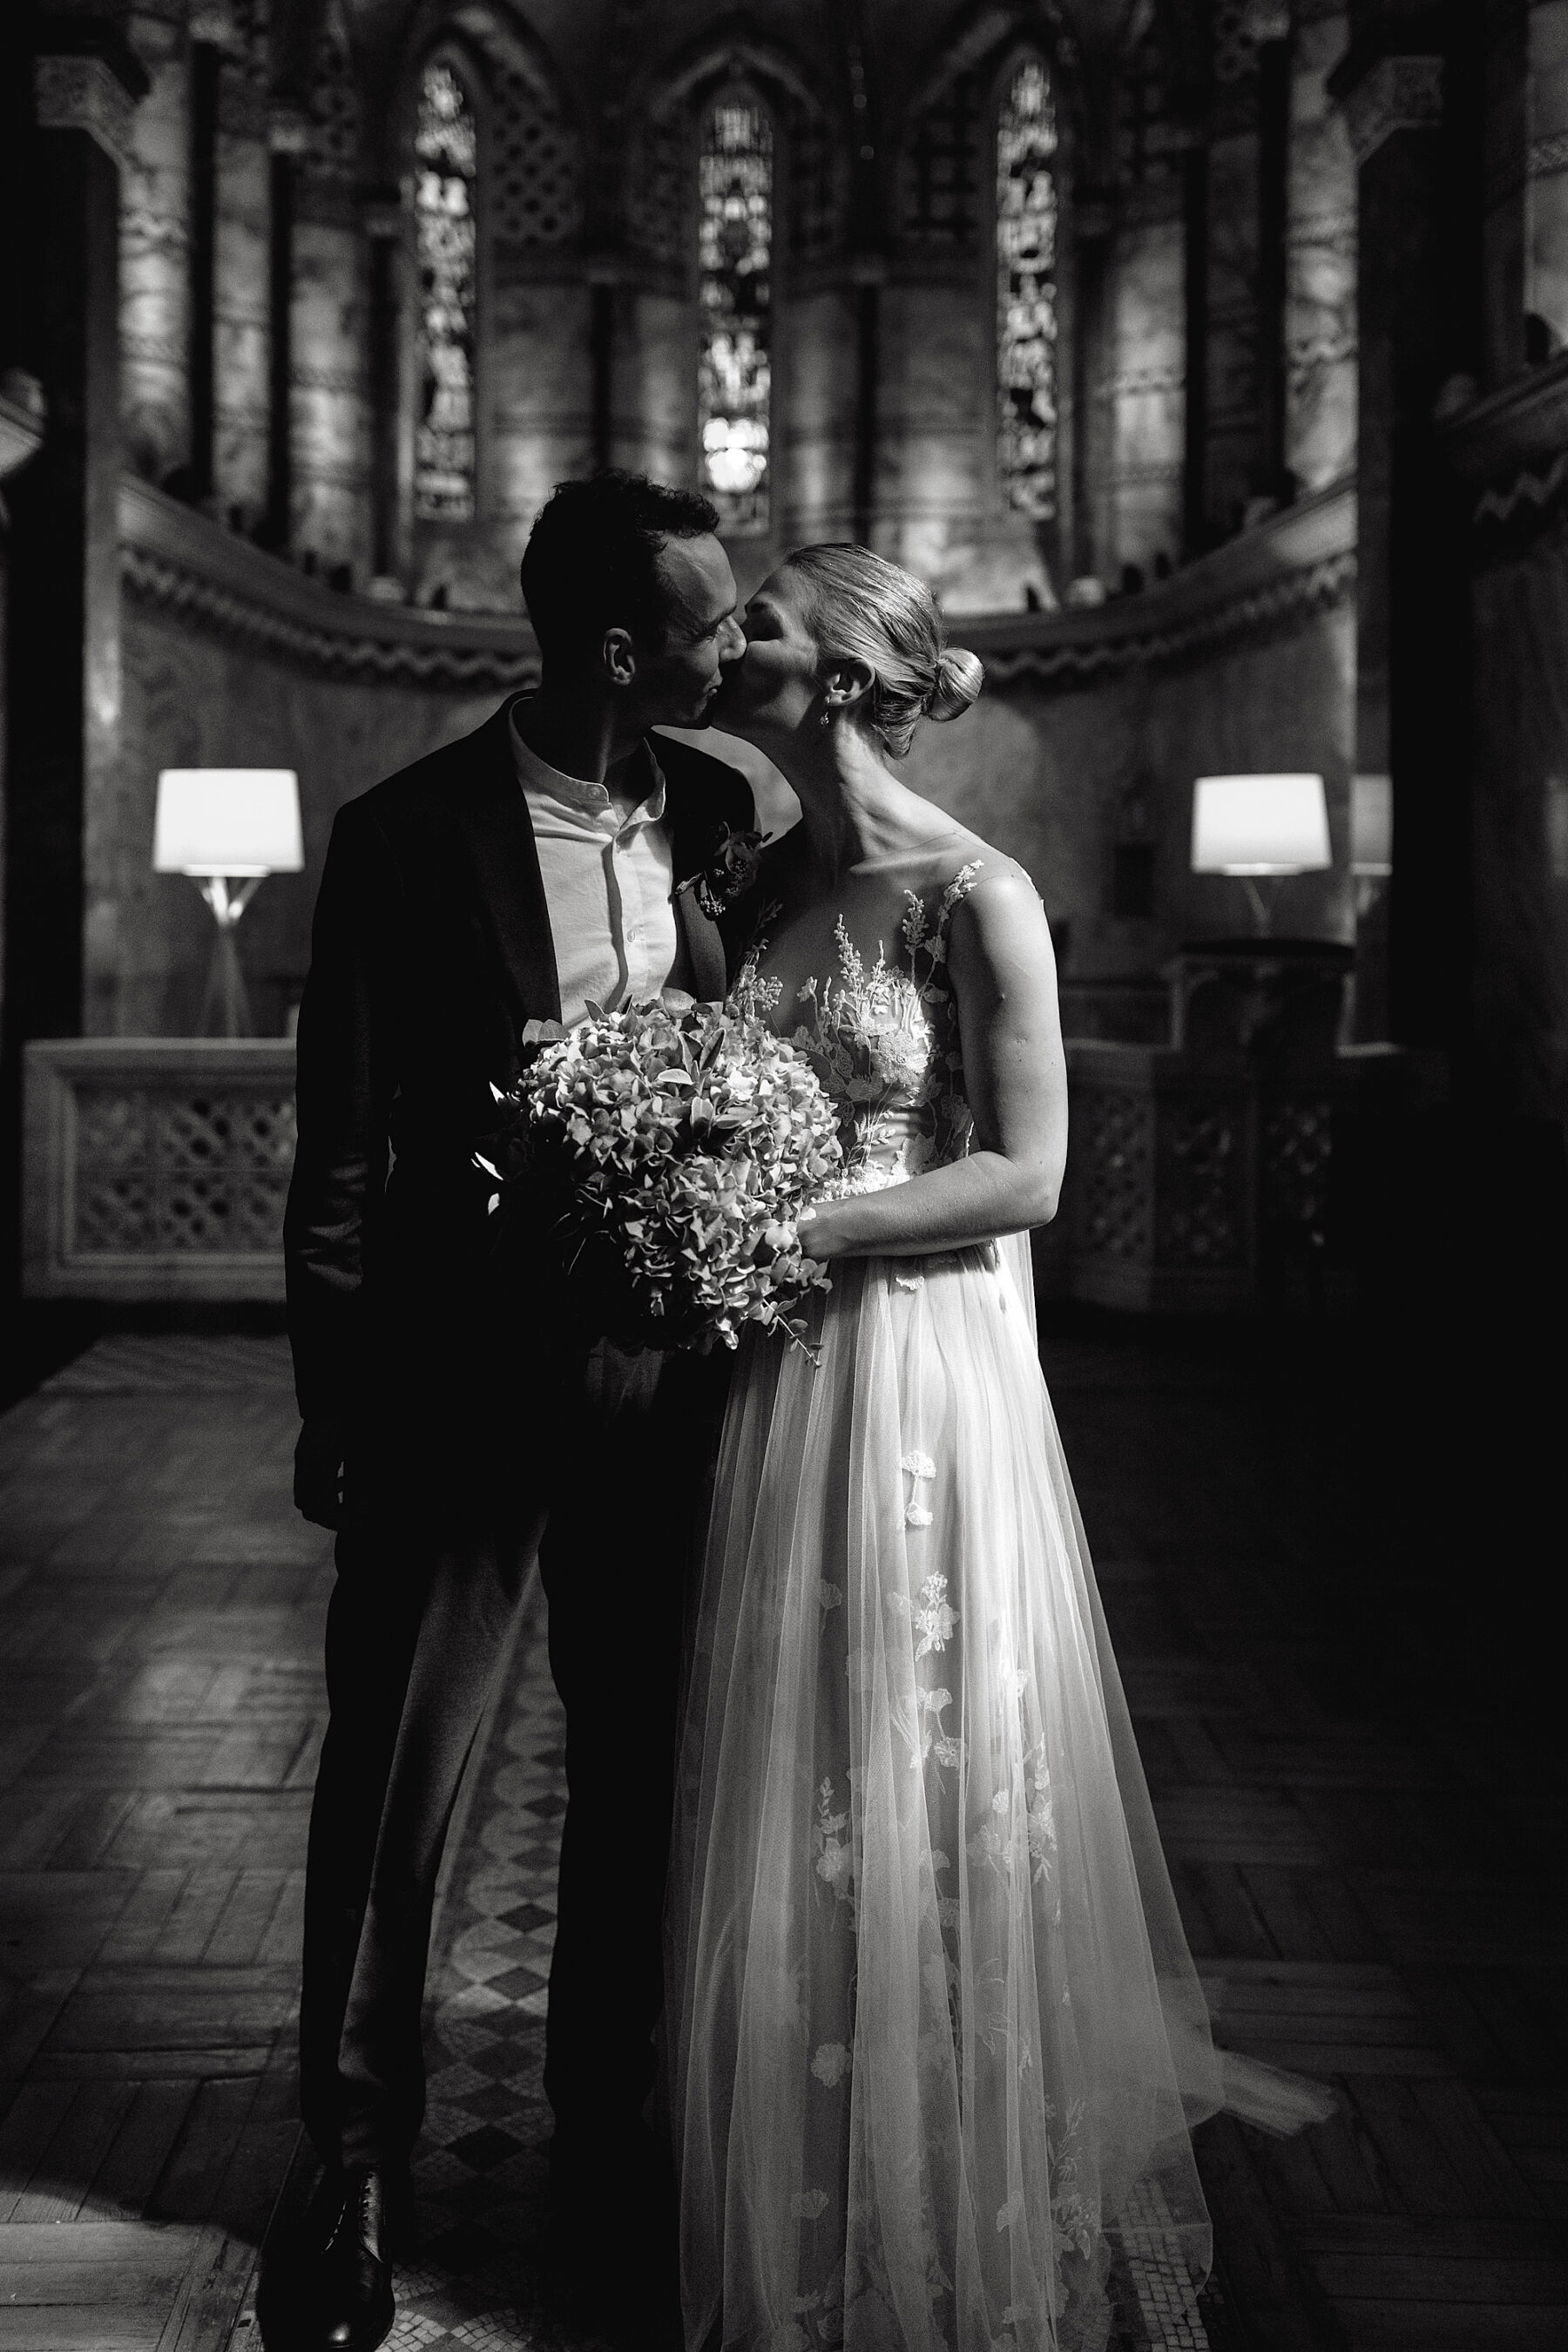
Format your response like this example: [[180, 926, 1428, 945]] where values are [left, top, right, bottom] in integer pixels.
[[376, 1570, 625, 2352], [307, 1565, 1230, 2352]]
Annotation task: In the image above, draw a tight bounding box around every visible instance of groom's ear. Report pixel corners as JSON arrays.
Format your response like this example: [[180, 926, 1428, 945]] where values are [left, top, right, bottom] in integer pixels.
[[602, 625, 638, 688]]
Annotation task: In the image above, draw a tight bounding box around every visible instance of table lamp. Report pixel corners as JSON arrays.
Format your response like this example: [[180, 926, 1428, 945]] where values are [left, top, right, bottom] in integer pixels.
[[153, 768, 303, 1036], [1190, 772, 1331, 936]]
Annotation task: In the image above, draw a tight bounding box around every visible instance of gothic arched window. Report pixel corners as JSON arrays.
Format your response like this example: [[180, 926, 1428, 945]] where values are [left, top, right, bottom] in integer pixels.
[[698, 96, 774, 534], [996, 55, 1059, 520], [415, 61, 479, 523]]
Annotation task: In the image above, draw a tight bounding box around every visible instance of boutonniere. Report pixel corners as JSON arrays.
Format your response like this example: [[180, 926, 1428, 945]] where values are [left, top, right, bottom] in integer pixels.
[[676, 822, 768, 923]]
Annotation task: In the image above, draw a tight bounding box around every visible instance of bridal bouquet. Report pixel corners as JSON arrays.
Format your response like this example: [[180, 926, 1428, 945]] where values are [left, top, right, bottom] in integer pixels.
[[478, 990, 843, 1354]]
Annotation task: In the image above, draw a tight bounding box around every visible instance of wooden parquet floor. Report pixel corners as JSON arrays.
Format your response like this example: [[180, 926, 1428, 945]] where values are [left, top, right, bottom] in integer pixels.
[[0, 1337, 326, 2349], [0, 1324, 1562, 2350]]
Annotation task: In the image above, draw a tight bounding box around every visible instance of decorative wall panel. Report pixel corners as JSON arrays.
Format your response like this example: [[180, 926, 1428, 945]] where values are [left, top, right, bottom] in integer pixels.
[[24, 1041, 297, 1300], [490, 64, 581, 253]]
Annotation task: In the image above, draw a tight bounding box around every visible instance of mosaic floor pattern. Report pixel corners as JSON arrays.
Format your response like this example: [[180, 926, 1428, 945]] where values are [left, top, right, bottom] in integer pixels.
[[382, 1568, 624, 2352], [349, 1565, 1227, 2352]]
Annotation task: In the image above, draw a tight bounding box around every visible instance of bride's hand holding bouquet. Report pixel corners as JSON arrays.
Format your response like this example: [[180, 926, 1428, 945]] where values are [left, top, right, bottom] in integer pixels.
[[476, 983, 844, 1356]]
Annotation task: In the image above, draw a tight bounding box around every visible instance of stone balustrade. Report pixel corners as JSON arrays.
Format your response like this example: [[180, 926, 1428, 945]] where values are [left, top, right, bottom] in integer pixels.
[[24, 1031, 1385, 1314], [24, 1038, 296, 1301]]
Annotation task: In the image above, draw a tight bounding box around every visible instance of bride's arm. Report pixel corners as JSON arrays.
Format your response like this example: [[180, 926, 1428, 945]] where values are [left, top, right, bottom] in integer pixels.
[[800, 872, 1068, 1260]]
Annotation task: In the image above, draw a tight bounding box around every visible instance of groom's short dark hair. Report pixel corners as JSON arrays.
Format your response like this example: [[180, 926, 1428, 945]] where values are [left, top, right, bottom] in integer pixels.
[[521, 471, 721, 663]]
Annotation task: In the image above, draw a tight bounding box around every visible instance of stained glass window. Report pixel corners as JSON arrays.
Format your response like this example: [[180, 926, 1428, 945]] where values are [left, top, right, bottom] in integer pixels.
[[415, 63, 477, 523], [698, 98, 773, 535], [997, 57, 1059, 520]]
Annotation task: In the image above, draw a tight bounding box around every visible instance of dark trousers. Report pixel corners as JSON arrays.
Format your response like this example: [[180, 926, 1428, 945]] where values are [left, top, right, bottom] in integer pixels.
[[299, 1340, 727, 2173]]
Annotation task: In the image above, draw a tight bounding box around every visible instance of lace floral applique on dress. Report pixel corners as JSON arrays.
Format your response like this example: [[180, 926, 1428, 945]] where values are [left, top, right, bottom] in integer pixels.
[[742, 861, 985, 1198]]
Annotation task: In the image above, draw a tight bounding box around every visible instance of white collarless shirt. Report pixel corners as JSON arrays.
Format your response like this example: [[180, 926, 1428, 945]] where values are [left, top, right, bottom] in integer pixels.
[[509, 704, 683, 1025]]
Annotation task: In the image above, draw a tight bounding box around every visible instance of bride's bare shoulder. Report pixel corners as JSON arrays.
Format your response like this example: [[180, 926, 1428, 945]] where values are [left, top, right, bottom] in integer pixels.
[[904, 825, 1035, 903]]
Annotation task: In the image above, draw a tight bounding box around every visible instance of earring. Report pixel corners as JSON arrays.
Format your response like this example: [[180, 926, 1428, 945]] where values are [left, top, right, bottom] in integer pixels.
[[820, 708, 834, 729]]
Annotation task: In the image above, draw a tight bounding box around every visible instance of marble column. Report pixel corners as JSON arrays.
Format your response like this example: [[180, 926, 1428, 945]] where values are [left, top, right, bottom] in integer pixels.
[[120, 3, 190, 486], [1072, 194, 1115, 580], [1287, 2, 1358, 490], [362, 195, 406, 591], [186, 35, 220, 503], [1106, 186, 1186, 576], [1254, 26, 1292, 501], [1181, 141, 1209, 555], [292, 162, 372, 578], [8, 38, 147, 1062], [213, 14, 270, 525], [261, 110, 305, 551], [1527, 0, 1568, 350], [1335, 38, 1470, 1048], [1205, 106, 1262, 537]]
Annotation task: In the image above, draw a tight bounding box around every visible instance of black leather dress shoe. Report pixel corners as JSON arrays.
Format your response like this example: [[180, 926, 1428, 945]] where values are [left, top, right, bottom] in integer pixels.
[[298, 2166, 396, 2352]]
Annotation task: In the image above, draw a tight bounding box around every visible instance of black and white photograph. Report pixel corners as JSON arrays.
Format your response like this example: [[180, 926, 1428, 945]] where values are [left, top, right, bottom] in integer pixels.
[[0, 2, 1564, 2348]]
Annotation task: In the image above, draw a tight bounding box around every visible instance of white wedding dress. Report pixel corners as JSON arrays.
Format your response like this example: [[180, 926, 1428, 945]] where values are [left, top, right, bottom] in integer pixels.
[[667, 846, 1323, 2352]]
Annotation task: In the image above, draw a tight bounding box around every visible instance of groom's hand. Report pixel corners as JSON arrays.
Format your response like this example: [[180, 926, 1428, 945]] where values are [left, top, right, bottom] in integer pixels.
[[294, 1422, 346, 1529]]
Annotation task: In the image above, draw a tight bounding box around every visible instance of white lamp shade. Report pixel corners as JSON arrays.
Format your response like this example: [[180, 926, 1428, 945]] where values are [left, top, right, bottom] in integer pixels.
[[1350, 773, 1393, 875], [153, 769, 304, 876], [1191, 773, 1331, 876]]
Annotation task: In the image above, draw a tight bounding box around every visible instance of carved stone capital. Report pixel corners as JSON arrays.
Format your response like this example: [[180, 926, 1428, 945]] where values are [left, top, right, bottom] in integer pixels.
[[1340, 54, 1443, 167], [34, 53, 137, 172]]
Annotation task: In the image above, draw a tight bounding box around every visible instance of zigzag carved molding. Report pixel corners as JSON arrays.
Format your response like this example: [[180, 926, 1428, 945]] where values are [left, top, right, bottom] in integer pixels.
[[974, 550, 1357, 685], [1472, 452, 1568, 528], [121, 543, 541, 690], [121, 476, 1355, 693]]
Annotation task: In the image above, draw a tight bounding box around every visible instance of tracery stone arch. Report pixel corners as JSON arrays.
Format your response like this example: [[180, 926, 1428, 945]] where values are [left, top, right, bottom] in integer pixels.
[[622, 35, 842, 539], [630, 36, 845, 279]]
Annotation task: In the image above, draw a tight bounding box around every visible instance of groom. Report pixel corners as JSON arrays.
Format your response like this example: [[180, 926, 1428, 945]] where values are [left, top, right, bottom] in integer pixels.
[[284, 472, 752, 2349]]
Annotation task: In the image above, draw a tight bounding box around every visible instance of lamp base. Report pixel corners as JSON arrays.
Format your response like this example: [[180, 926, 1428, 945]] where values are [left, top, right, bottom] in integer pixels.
[[199, 923, 252, 1037], [1240, 876, 1279, 936], [192, 875, 264, 1037]]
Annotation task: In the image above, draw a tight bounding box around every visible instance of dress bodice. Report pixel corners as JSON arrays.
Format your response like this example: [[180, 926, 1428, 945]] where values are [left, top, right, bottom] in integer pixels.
[[740, 859, 987, 1198]]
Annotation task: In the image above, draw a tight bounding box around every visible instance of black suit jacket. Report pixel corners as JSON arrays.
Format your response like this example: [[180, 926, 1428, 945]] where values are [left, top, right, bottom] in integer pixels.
[[283, 699, 754, 1495]]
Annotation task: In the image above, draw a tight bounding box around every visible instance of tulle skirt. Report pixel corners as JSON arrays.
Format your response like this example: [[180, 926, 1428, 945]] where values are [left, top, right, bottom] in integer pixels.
[[666, 1234, 1236, 2352]]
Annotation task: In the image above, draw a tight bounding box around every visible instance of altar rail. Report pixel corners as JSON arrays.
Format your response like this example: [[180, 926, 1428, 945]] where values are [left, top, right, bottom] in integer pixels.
[[24, 1035, 1384, 1312]]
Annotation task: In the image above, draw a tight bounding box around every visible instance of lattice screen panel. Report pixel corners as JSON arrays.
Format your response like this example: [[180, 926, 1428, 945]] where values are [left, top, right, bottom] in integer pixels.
[[788, 96, 843, 262], [900, 71, 982, 252], [1077, 1091, 1156, 1263], [73, 1085, 295, 1256], [1262, 1097, 1334, 1234], [1213, 3, 1261, 84], [25, 1043, 298, 1301], [1159, 1103, 1245, 1267], [490, 68, 581, 248], [632, 106, 692, 271], [307, 14, 360, 187]]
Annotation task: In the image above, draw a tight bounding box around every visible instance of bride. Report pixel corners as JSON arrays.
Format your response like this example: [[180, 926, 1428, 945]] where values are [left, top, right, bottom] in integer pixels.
[[665, 544, 1326, 2352]]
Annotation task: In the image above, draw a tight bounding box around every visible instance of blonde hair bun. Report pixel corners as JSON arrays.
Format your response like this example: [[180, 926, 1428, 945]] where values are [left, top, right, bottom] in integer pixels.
[[927, 645, 984, 722], [785, 544, 986, 757]]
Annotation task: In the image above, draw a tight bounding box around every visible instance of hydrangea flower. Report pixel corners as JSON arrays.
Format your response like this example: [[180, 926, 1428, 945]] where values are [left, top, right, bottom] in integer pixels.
[[480, 982, 844, 1356]]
